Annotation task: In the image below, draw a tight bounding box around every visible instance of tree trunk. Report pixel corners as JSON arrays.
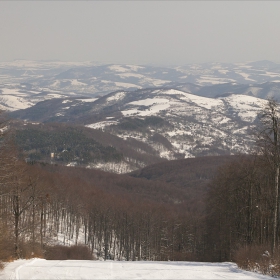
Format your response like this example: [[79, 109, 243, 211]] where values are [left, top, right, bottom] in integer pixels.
[[273, 165, 279, 255]]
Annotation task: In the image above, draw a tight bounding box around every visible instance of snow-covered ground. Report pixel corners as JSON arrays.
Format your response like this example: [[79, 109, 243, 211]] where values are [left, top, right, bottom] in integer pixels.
[[0, 259, 275, 279]]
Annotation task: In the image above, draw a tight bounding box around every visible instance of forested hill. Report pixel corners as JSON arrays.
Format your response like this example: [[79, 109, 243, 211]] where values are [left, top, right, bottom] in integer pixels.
[[13, 122, 165, 172], [130, 155, 238, 187], [129, 155, 240, 211]]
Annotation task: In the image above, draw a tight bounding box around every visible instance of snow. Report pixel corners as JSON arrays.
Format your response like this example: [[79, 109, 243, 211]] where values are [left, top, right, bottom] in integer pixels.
[[156, 89, 223, 110], [1, 88, 22, 95], [86, 121, 119, 129], [218, 69, 229, 75], [66, 162, 77, 167], [219, 117, 231, 124], [168, 130, 187, 137], [261, 71, 280, 78], [0, 259, 274, 280], [179, 94, 223, 110], [88, 161, 133, 173], [116, 72, 144, 79], [71, 79, 87, 86], [158, 89, 184, 95], [107, 92, 126, 102], [51, 80, 61, 87], [126, 65, 145, 71], [244, 87, 262, 96], [101, 80, 113, 84], [129, 98, 169, 107], [114, 82, 141, 89], [148, 78, 170, 87], [122, 103, 170, 117], [108, 65, 129, 72], [0, 95, 34, 111], [222, 94, 266, 122], [76, 98, 98, 103], [237, 72, 256, 82], [120, 97, 173, 117], [46, 93, 65, 98], [197, 76, 236, 85]]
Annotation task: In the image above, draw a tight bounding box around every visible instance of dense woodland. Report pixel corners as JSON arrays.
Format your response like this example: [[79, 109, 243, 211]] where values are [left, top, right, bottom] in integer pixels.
[[1, 99, 280, 276], [15, 126, 123, 164], [12, 122, 167, 171]]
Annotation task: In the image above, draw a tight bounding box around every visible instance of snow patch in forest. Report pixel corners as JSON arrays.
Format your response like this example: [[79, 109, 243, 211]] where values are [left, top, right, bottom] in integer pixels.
[[222, 94, 266, 122], [129, 98, 170, 107], [122, 98, 171, 117], [86, 121, 119, 129], [107, 92, 126, 102], [87, 161, 133, 174], [122, 103, 170, 117], [62, 100, 72, 104], [77, 98, 98, 103]]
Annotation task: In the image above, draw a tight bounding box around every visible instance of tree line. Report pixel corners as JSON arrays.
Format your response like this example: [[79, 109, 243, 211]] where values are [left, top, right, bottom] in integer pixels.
[[205, 99, 280, 275]]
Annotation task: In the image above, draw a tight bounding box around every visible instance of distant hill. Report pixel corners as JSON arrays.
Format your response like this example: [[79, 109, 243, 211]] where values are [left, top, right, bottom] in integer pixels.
[[1, 60, 280, 102], [10, 87, 267, 171], [3, 60, 280, 173], [13, 122, 165, 173]]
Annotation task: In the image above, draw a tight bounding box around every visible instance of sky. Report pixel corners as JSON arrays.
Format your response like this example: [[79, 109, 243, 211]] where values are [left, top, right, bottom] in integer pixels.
[[0, 1, 280, 66]]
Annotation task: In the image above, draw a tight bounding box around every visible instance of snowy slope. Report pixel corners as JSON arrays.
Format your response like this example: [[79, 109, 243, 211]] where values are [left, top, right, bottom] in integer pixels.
[[0, 259, 274, 280], [83, 88, 266, 161], [0, 85, 78, 111], [8, 86, 268, 172]]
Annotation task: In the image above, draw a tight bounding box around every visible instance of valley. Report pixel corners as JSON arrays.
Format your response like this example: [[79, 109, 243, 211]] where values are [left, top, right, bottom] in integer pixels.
[[0, 60, 280, 277]]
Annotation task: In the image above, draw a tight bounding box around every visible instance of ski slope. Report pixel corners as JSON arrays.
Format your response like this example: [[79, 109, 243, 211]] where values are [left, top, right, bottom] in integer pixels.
[[0, 259, 274, 279]]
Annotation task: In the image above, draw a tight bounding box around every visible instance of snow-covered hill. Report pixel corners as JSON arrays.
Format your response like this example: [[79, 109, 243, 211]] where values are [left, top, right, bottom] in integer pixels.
[[81, 88, 266, 161], [1, 60, 280, 100], [2, 60, 278, 172], [10, 87, 267, 173]]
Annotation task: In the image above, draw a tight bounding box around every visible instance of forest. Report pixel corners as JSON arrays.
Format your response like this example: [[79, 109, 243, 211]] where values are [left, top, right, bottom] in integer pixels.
[[1, 99, 280, 277]]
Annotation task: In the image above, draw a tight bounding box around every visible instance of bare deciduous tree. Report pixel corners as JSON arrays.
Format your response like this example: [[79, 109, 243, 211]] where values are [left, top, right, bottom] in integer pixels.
[[258, 99, 280, 255]]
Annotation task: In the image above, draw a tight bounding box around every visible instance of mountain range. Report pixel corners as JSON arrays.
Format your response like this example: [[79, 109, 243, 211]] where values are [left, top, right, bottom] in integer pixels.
[[1, 60, 280, 172], [10, 87, 267, 173]]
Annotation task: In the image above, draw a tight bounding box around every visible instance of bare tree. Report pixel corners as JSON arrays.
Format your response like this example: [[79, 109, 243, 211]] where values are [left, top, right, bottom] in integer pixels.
[[257, 99, 280, 254]]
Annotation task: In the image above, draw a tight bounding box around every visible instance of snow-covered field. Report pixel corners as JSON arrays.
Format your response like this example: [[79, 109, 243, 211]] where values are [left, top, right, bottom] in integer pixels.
[[0, 259, 275, 279]]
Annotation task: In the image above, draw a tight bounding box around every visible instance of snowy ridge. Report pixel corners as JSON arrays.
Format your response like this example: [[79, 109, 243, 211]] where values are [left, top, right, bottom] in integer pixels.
[[84, 88, 266, 162], [7, 86, 269, 172]]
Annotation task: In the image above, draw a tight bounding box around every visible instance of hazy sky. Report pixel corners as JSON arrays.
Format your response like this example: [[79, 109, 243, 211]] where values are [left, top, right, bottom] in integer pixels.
[[1, 1, 280, 65]]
